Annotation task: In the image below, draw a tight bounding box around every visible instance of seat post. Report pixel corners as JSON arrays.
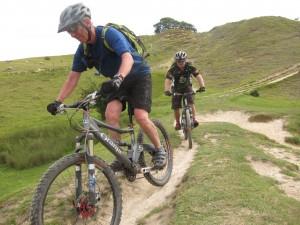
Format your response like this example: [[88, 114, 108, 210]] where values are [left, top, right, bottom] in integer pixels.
[[127, 101, 134, 127]]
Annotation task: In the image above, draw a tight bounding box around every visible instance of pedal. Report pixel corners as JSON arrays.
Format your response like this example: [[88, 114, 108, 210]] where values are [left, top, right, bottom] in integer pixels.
[[141, 167, 152, 174]]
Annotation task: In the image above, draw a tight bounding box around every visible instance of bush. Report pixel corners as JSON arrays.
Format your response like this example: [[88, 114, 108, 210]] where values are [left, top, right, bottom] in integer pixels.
[[250, 89, 260, 97]]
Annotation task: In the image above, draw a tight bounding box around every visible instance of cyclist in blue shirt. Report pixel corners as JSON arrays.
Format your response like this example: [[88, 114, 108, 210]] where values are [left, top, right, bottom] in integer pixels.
[[47, 3, 166, 170]]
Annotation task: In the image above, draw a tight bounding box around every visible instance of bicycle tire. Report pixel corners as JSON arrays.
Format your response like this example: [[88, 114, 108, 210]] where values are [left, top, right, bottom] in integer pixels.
[[137, 119, 173, 186], [181, 110, 188, 140], [185, 109, 193, 149], [30, 153, 122, 225]]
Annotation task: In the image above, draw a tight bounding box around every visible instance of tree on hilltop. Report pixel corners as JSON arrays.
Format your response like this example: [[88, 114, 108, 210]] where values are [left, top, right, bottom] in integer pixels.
[[153, 17, 197, 34]]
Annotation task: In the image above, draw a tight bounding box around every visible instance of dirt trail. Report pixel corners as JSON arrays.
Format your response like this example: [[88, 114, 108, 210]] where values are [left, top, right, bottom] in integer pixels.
[[247, 156, 300, 201], [197, 110, 298, 149], [198, 110, 300, 201], [9, 110, 300, 224], [119, 141, 197, 225], [118, 110, 300, 224]]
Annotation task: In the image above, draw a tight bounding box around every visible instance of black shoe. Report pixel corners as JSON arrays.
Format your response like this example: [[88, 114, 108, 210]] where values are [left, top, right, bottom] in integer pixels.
[[152, 147, 167, 169], [193, 120, 199, 128], [110, 160, 124, 172]]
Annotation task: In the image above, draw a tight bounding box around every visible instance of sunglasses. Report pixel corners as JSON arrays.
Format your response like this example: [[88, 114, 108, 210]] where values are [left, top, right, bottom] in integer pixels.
[[176, 60, 186, 63]]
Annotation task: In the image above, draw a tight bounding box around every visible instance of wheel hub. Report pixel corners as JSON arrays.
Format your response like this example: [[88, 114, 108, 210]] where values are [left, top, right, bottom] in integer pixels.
[[75, 195, 96, 219]]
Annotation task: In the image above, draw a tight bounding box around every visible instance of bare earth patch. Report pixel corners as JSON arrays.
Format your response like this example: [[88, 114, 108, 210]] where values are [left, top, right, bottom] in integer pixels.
[[246, 156, 300, 201], [198, 111, 298, 149], [139, 207, 174, 225], [259, 145, 300, 166], [204, 133, 219, 144], [199, 111, 300, 201], [119, 141, 198, 225]]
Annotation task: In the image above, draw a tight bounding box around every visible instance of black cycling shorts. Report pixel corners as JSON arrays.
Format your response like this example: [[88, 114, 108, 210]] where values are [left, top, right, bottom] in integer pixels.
[[172, 86, 194, 109], [105, 74, 152, 113]]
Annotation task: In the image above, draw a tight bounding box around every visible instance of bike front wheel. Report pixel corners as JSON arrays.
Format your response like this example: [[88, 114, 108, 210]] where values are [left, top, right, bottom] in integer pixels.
[[137, 119, 173, 186], [185, 109, 193, 149], [30, 153, 122, 225]]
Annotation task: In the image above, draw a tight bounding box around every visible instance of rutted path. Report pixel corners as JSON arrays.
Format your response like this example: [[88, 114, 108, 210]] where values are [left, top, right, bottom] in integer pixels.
[[197, 110, 300, 201], [119, 141, 198, 225], [119, 110, 300, 224], [247, 155, 300, 201], [197, 111, 298, 149]]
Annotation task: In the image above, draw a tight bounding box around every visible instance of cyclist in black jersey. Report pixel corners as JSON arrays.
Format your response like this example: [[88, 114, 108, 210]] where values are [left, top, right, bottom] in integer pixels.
[[164, 51, 205, 130]]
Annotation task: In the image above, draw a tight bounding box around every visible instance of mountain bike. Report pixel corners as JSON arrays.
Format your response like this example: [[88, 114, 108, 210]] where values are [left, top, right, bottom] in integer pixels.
[[30, 91, 173, 225], [174, 92, 196, 149]]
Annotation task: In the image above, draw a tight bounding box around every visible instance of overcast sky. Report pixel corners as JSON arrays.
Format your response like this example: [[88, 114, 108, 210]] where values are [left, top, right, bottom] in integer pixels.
[[0, 0, 299, 61]]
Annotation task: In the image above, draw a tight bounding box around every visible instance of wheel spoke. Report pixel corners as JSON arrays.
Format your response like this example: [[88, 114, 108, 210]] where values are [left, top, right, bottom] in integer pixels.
[[30, 154, 122, 225]]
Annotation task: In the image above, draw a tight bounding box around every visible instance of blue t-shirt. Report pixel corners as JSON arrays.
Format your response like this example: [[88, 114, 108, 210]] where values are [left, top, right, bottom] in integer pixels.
[[72, 26, 151, 78]]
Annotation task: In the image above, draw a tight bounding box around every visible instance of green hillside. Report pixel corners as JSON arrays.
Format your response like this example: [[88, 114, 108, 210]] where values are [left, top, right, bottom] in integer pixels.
[[0, 16, 300, 224], [145, 16, 300, 90], [257, 71, 300, 100], [1, 15, 299, 165], [1, 15, 299, 168]]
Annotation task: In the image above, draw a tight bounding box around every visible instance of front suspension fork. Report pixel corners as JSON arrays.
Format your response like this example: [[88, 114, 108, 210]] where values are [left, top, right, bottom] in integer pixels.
[[75, 134, 97, 205]]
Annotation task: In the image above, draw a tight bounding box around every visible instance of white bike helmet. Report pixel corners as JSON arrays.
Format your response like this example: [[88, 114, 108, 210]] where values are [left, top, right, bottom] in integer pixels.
[[58, 3, 91, 33], [175, 51, 187, 60]]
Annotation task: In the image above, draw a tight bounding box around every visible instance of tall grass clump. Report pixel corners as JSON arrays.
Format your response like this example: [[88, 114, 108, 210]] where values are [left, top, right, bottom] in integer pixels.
[[0, 125, 77, 169], [285, 136, 300, 146], [248, 114, 275, 122]]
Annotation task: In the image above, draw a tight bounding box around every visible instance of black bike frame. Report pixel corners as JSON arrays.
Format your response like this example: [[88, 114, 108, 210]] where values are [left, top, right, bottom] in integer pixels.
[[174, 92, 194, 128]]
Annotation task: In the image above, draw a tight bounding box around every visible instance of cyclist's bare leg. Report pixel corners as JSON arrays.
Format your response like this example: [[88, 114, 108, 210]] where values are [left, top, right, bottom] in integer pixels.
[[134, 108, 161, 148], [174, 109, 180, 124], [190, 104, 199, 127], [191, 104, 197, 121], [105, 100, 123, 141], [135, 108, 167, 168]]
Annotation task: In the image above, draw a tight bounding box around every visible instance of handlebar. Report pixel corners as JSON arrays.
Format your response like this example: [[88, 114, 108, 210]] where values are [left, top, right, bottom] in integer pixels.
[[56, 91, 101, 114], [173, 91, 195, 96]]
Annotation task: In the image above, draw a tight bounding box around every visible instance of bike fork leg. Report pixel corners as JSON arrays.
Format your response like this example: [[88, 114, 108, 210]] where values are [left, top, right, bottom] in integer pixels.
[[87, 139, 97, 205], [75, 164, 82, 199], [75, 141, 82, 199]]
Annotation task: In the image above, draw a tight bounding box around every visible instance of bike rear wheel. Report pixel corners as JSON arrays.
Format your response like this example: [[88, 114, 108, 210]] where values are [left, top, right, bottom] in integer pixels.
[[30, 153, 122, 225], [137, 119, 173, 186]]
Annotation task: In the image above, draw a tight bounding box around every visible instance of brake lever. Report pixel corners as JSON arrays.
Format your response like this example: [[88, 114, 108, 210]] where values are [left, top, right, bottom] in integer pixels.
[[85, 91, 98, 105], [57, 104, 66, 114]]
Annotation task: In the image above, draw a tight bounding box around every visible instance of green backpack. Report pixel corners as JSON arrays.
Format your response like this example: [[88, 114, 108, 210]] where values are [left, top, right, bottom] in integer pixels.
[[83, 23, 149, 67], [101, 23, 149, 58]]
